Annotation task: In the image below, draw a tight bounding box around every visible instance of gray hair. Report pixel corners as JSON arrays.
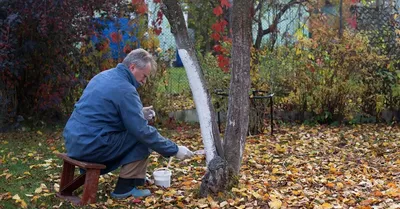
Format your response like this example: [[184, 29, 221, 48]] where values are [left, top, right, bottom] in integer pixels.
[[122, 48, 157, 74]]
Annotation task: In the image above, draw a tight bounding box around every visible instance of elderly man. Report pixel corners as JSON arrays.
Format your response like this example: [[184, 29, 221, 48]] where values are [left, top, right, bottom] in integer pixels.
[[63, 48, 193, 199]]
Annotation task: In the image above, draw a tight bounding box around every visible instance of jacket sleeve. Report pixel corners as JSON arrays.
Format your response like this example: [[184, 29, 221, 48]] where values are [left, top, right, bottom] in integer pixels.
[[119, 91, 178, 157]]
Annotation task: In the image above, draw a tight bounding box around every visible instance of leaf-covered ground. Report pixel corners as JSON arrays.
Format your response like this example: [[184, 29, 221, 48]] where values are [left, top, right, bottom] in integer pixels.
[[0, 124, 399, 208]]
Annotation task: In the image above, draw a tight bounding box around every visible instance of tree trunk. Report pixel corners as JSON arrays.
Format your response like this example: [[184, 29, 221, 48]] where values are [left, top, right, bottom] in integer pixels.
[[223, 0, 252, 174], [161, 0, 223, 164], [339, 0, 343, 38], [162, 0, 251, 197]]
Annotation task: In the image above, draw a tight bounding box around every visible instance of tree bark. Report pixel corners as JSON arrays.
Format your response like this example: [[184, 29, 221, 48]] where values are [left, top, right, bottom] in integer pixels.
[[223, 0, 252, 174], [162, 0, 252, 196], [339, 0, 343, 38], [161, 0, 223, 164]]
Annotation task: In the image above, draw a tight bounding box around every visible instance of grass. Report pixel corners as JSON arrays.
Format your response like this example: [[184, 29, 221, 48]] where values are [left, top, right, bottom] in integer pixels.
[[0, 130, 66, 208], [0, 124, 204, 209]]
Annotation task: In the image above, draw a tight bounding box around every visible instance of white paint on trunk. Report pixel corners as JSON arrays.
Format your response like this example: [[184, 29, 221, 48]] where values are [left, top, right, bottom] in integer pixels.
[[239, 135, 244, 161], [229, 120, 235, 126], [178, 49, 216, 164]]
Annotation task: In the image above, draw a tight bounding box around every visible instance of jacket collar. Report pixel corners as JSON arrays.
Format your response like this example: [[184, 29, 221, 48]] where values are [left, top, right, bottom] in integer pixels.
[[117, 63, 141, 88]]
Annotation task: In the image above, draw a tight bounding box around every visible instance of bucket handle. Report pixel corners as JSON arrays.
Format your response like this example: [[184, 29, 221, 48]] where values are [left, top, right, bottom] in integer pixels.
[[154, 167, 172, 173]]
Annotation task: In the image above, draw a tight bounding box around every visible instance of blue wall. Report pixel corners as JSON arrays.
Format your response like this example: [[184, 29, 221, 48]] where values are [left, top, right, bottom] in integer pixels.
[[92, 18, 139, 59]]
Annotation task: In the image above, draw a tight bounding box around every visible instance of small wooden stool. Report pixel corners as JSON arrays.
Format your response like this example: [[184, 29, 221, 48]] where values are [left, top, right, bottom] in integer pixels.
[[56, 153, 106, 205]]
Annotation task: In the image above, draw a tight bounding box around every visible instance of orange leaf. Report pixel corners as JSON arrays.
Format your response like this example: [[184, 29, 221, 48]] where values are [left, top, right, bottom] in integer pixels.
[[211, 33, 221, 41], [371, 190, 383, 197], [220, 0, 231, 8], [326, 182, 335, 188], [136, 4, 148, 14], [213, 6, 223, 16]]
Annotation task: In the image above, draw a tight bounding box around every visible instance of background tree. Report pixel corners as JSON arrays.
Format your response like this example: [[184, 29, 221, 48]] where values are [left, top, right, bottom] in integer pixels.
[[0, 0, 124, 130]]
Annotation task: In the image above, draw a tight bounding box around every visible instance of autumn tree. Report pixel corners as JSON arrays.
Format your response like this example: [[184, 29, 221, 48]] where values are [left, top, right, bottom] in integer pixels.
[[0, 0, 125, 130], [161, 0, 252, 196]]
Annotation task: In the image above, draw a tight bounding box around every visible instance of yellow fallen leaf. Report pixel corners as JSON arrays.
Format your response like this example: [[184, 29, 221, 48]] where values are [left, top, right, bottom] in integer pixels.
[[386, 188, 400, 197], [272, 168, 279, 174], [37, 130, 43, 135], [31, 195, 40, 203], [23, 172, 31, 176], [155, 190, 164, 195], [395, 159, 400, 165], [262, 193, 270, 201], [329, 166, 336, 173], [12, 194, 21, 200], [164, 189, 176, 197], [106, 198, 113, 205], [220, 201, 228, 207], [274, 144, 286, 153], [177, 201, 185, 208], [269, 198, 282, 209], [199, 203, 208, 208], [54, 183, 60, 193], [5, 173, 12, 180], [232, 187, 246, 193], [252, 191, 262, 199], [19, 199, 27, 208], [34, 187, 42, 194], [336, 182, 344, 189], [292, 190, 302, 195], [12, 194, 27, 208], [210, 201, 219, 209], [321, 203, 333, 209]]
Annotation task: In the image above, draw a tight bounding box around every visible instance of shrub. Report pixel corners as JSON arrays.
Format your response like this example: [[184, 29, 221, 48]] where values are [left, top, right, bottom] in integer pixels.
[[0, 0, 127, 130], [259, 30, 388, 123]]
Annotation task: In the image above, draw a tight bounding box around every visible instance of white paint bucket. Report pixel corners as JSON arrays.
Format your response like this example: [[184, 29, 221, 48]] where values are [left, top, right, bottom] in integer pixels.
[[153, 168, 172, 188]]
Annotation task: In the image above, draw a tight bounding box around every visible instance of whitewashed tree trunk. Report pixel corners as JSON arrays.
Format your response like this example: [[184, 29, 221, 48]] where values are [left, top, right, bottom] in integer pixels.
[[161, 0, 252, 196], [161, 0, 223, 164]]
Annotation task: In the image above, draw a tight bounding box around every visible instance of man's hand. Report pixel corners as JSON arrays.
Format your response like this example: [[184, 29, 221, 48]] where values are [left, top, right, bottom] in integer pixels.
[[143, 106, 156, 120], [175, 146, 194, 160]]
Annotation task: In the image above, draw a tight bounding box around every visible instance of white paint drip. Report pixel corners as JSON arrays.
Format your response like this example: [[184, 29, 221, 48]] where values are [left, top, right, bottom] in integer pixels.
[[239, 136, 244, 162], [178, 49, 216, 164]]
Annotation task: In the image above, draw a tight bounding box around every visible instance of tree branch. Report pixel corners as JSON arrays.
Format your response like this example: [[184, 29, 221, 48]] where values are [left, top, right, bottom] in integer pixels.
[[261, 0, 308, 36]]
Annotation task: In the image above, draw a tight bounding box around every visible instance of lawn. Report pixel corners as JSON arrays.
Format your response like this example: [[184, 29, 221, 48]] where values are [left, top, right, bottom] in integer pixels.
[[0, 124, 399, 208]]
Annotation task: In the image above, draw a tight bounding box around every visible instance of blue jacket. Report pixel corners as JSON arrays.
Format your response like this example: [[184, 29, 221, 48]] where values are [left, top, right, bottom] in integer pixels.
[[63, 63, 178, 173]]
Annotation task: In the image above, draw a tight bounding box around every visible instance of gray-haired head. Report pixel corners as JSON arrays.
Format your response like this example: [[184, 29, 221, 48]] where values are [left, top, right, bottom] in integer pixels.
[[122, 48, 157, 74]]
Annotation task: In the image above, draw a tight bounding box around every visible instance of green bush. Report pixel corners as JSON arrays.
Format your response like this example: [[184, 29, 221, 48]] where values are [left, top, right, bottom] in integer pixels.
[[258, 30, 390, 123]]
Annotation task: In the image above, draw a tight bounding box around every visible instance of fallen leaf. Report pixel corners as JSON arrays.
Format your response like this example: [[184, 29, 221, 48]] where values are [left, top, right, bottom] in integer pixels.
[[34, 187, 42, 194], [12, 194, 27, 208], [269, 198, 282, 209], [321, 203, 333, 209], [220, 201, 228, 207]]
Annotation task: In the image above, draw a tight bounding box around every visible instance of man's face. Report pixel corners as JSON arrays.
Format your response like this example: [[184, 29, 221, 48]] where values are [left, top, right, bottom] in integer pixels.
[[130, 63, 151, 85]]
